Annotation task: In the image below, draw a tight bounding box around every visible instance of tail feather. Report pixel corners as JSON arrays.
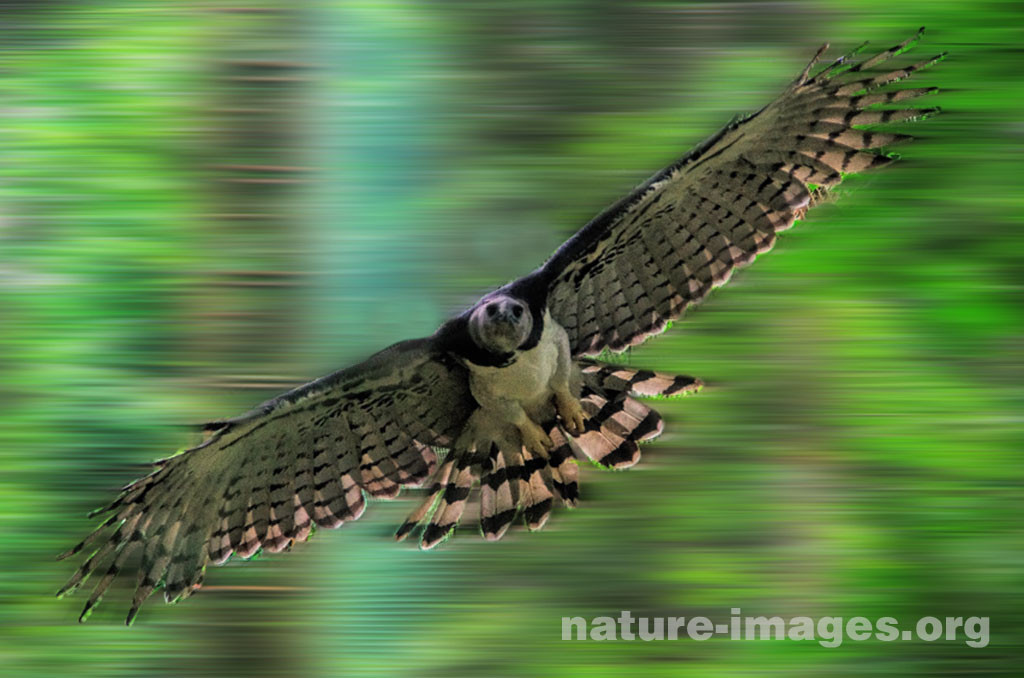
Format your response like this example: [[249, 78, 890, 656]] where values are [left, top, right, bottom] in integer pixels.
[[571, 359, 700, 467], [420, 456, 474, 549], [618, 395, 665, 442], [519, 448, 554, 531], [579, 359, 702, 398], [547, 427, 580, 507], [480, 443, 517, 540], [575, 389, 643, 469], [394, 457, 455, 542], [390, 360, 698, 544]]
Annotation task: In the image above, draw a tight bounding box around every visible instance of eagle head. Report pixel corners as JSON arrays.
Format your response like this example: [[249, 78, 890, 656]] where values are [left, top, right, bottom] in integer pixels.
[[468, 294, 533, 355]]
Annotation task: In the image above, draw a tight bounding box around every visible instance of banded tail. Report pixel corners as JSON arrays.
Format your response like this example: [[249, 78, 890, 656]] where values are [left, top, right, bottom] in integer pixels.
[[396, 360, 701, 548]]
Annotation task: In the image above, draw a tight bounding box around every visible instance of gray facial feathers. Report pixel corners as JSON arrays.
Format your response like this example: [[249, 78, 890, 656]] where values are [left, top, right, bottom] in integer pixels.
[[468, 294, 533, 355]]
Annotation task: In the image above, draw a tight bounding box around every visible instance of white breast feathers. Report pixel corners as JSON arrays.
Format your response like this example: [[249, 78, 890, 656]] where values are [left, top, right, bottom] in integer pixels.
[[468, 311, 562, 411]]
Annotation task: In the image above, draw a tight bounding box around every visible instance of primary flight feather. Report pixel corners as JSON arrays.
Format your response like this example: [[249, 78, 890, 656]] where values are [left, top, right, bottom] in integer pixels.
[[59, 29, 945, 623]]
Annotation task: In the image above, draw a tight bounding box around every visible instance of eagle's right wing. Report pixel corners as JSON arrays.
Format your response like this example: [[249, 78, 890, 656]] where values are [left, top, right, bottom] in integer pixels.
[[58, 337, 474, 624]]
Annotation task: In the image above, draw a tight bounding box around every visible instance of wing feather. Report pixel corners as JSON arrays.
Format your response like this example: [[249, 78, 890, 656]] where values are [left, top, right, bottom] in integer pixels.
[[61, 30, 946, 624], [531, 30, 943, 356], [59, 337, 473, 623]]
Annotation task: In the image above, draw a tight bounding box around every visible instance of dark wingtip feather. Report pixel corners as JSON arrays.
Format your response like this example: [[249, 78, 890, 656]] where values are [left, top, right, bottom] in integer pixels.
[[798, 42, 830, 85], [57, 541, 86, 562], [553, 479, 579, 507], [78, 600, 97, 623], [420, 522, 454, 550], [481, 508, 516, 541], [596, 440, 641, 469], [871, 152, 898, 168], [631, 409, 664, 442], [810, 40, 869, 83], [201, 420, 230, 434], [523, 498, 553, 531], [56, 561, 91, 598], [663, 375, 703, 397], [394, 520, 417, 542]]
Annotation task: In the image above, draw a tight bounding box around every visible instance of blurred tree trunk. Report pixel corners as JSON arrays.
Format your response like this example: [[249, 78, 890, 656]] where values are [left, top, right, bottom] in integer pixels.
[[173, 2, 313, 675]]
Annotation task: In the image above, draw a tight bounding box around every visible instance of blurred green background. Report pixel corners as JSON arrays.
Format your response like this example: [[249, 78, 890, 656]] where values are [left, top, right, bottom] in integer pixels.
[[2, 1, 1021, 676]]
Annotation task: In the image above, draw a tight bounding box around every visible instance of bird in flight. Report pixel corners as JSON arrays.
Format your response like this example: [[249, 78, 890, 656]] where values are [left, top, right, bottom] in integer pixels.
[[59, 29, 945, 624]]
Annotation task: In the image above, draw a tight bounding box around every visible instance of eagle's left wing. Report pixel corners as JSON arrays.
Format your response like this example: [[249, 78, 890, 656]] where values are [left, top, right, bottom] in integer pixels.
[[58, 337, 474, 624], [533, 29, 944, 357]]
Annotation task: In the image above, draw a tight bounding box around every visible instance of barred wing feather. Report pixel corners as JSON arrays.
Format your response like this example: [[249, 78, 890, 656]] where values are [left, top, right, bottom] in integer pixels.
[[57, 338, 473, 624], [538, 29, 944, 357], [58, 30, 945, 624]]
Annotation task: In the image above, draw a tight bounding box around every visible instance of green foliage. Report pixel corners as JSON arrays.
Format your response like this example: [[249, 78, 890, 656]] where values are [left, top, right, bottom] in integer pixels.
[[2, 1, 1021, 676]]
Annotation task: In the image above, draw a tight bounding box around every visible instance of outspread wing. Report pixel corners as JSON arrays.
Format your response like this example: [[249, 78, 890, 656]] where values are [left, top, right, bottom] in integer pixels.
[[536, 29, 945, 357], [57, 337, 474, 624]]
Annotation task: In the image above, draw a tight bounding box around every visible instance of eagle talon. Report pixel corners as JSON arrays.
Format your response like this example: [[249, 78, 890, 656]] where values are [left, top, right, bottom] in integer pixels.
[[518, 421, 553, 455], [555, 393, 587, 437]]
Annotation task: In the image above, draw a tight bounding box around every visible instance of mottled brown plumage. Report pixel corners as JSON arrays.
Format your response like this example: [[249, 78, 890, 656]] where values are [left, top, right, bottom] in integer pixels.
[[59, 30, 943, 623], [543, 29, 943, 357]]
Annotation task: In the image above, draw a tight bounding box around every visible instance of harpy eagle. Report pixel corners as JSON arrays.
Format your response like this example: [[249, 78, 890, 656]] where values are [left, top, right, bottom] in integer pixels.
[[59, 29, 945, 623]]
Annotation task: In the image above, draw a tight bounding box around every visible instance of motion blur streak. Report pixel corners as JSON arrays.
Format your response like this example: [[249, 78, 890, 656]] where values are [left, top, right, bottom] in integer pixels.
[[2, 1, 1021, 676]]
